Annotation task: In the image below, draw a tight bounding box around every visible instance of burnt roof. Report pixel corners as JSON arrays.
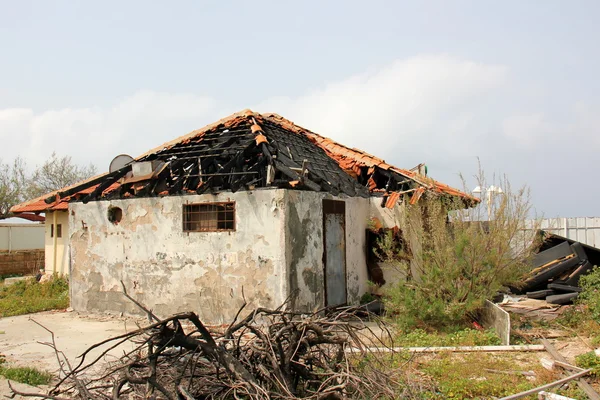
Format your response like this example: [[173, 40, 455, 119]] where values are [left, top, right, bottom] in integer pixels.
[[11, 110, 478, 213]]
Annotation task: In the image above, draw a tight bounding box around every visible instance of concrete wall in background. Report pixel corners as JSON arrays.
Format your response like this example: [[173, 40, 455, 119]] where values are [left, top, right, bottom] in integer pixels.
[[0, 223, 45, 251], [0, 249, 45, 276]]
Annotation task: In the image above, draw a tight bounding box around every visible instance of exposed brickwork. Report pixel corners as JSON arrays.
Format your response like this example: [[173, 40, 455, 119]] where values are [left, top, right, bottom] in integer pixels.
[[0, 249, 45, 276]]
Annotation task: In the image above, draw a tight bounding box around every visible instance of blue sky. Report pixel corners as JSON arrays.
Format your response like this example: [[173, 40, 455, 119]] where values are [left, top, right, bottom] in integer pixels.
[[1, 1, 599, 216]]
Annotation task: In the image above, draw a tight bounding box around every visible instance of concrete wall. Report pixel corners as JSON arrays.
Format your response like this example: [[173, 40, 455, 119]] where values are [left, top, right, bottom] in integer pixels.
[[369, 197, 404, 228], [0, 249, 44, 276], [283, 191, 370, 312], [69, 190, 288, 324], [0, 224, 44, 251], [45, 211, 70, 275]]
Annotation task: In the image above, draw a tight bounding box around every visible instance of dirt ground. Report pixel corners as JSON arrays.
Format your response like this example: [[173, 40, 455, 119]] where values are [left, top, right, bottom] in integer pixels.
[[0, 309, 146, 398]]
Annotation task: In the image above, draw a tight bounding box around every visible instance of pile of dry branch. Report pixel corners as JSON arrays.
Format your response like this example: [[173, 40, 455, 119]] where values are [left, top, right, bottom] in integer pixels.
[[14, 302, 400, 400]]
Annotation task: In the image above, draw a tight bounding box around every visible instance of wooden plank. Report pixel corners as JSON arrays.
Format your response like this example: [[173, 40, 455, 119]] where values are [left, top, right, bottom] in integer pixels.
[[546, 292, 579, 305], [526, 289, 556, 299], [571, 242, 588, 262], [541, 338, 600, 400], [499, 368, 591, 400], [565, 261, 594, 286], [547, 283, 582, 293], [345, 344, 545, 354], [522, 256, 581, 291], [533, 242, 573, 268]]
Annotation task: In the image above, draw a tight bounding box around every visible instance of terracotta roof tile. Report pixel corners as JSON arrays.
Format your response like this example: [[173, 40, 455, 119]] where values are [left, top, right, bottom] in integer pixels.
[[11, 109, 477, 213]]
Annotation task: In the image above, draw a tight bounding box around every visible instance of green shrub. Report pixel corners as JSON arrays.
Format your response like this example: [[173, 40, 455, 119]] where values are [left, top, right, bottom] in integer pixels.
[[382, 173, 537, 331], [578, 266, 600, 322], [576, 351, 600, 376], [0, 354, 51, 386], [0, 275, 69, 317], [0, 366, 52, 386], [395, 328, 501, 347]]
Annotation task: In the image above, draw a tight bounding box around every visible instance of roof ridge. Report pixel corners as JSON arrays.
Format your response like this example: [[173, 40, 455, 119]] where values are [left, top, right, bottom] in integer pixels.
[[135, 109, 259, 160]]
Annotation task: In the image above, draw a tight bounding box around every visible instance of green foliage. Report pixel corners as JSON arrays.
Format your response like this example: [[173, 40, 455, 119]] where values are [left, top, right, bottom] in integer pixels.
[[394, 328, 501, 347], [0, 153, 96, 219], [0, 354, 51, 386], [578, 266, 600, 322], [359, 291, 376, 304], [576, 351, 600, 376], [421, 353, 553, 398], [0, 365, 52, 386], [0, 275, 69, 317], [382, 172, 537, 330]]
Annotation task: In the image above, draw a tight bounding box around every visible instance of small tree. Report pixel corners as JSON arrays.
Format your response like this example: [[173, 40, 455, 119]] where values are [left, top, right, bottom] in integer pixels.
[[383, 171, 540, 330], [27, 152, 97, 199], [0, 157, 28, 219], [0, 153, 97, 219]]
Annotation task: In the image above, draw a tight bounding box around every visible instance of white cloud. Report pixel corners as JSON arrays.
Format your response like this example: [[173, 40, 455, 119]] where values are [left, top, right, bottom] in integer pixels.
[[0, 91, 218, 170], [256, 55, 508, 165], [502, 113, 553, 147], [2, 54, 600, 215]]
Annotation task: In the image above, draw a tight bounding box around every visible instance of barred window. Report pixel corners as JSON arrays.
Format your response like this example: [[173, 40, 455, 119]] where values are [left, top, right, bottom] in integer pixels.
[[183, 202, 235, 232]]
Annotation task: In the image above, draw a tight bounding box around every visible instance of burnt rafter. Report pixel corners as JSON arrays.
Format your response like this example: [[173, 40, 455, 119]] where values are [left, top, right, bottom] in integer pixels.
[[34, 110, 477, 210]]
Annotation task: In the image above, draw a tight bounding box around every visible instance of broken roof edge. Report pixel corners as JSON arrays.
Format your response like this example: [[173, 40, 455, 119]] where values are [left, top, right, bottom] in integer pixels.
[[11, 108, 478, 212], [11, 110, 262, 213], [10, 172, 111, 214], [260, 112, 479, 204]]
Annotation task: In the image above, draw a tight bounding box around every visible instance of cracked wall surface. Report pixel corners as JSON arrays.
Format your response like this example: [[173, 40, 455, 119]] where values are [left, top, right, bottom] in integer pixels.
[[283, 191, 369, 312], [69, 190, 287, 324], [69, 188, 384, 322]]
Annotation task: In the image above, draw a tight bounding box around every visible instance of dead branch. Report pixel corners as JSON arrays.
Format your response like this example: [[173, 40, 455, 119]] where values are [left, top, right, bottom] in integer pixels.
[[13, 287, 401, 400], [31, 306, 398, 399]]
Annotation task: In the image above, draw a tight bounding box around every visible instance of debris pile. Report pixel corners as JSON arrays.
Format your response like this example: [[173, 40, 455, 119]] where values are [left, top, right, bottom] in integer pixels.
[[13, 305, 398, 400], [517, 235, 599, 304]]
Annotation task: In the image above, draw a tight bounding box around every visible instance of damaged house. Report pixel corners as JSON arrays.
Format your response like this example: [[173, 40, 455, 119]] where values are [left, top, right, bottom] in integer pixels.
[[11, 110, 476, 323]]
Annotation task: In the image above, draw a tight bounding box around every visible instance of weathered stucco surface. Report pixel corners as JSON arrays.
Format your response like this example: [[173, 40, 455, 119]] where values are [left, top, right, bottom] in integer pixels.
[[283, 191, 369, 312], [69, 188, 380, 322], [69, 190, 287, 324]]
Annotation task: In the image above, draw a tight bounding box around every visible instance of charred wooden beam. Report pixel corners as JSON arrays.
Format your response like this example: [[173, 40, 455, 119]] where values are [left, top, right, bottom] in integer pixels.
[[45, 173, 115, 204], [81, 166, 131, 204], [273, 160, 321, 192]]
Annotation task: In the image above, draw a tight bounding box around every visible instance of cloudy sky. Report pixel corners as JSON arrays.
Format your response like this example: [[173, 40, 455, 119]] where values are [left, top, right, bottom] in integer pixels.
[[1, 1, 598, 217]]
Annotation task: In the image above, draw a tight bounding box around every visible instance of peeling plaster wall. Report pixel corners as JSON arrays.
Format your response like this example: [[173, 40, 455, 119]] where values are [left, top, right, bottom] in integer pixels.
[[283, 191, 369, 312], [369, 197, 405, 228], [69, 190, 287, 324]]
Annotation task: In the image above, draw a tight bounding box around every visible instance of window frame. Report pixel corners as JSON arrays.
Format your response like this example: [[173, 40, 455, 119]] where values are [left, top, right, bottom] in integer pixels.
[[182, 201, 236, 233]]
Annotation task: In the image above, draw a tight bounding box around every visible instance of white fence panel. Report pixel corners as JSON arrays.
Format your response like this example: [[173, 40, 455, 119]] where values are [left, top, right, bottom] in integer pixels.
[[537, 217, 600, 248], [0, 224, 45, 251]]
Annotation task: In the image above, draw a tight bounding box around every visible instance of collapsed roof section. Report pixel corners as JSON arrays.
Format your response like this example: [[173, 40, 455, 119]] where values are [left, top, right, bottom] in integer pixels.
[[11, 110, 477, 214]]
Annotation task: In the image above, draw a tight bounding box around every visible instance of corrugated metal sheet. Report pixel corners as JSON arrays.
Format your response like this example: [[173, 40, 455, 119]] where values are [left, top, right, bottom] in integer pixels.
[[539, 217, 600, 248]]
